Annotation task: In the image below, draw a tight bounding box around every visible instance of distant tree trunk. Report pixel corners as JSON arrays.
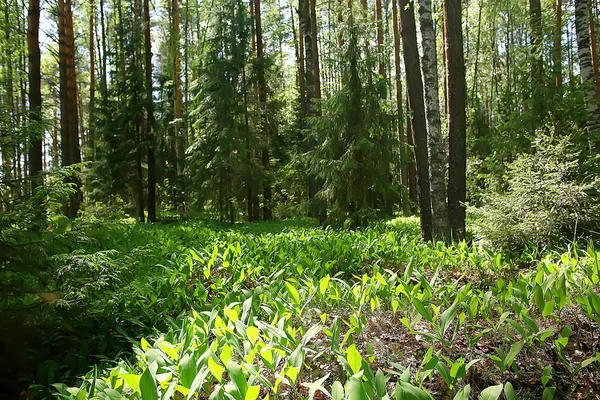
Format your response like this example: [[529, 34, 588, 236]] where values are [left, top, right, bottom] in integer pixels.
[[529, 0, 544, 117], [293, 4, 307, 118], [144, 0, 156, 222], [254, 0, 272, 221], [555, 0, 563, 89], [399, 0, 432, 241], [575, 0, 600, 150], [376, 0, 386, 98], [441, 2, 449, 116], [310, 0, 322, 101], [588, 4, 600, 103], [392, 0, 409, 216], [27, 0, 43, 191], [88, 0, 95, 161], [173, 0, 185, 211], [99, 0, 108, 100], [58, 0, 82, 218], [300, 0, 326, 223], [418, 0, 449, 240], [446, 0, 467, 240]]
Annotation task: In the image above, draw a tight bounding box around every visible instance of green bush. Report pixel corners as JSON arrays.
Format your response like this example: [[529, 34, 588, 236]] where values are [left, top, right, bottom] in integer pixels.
[[469, 135, 600, 251]]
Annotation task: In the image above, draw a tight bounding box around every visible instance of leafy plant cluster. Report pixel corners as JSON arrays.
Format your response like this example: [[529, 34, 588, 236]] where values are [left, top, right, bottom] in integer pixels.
[[28, 218, 600, 399]]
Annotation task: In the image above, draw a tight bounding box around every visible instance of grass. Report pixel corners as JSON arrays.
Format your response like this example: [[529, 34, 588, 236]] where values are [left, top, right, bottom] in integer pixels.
[[3, 216, 600, 399]]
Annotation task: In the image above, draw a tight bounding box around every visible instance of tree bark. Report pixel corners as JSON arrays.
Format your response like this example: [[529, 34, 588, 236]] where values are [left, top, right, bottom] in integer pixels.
[[392, 0, 409, 216], [555, 0, 563, 89], [144, 0, 157, 222], [445, 0, 467, 240], [88, 0, 96, 161], [529, 0, 544, 119], [173, 0, 185, 211], [588, 4, 600, 103], [254, 0, 272, 221], [58, 0, 82, 218], [575, 0, 600, 149], [418, 0, 449, 240], [399, 0, 432, 241], [28, 0, 43, 191], [376, 0, 386, 98]]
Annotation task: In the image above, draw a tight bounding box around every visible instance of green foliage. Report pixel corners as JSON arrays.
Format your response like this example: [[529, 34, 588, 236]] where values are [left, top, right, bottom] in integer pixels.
[[469, 134, 600, 250], [312, 24, 397, 228]]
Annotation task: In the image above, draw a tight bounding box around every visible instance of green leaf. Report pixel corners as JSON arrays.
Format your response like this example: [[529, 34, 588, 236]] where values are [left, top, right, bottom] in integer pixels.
[[140, 367, 158, 400], [439, 301, 459, 335], [394, 380, 430, 400], [504, 382, 517, 400], [245, 386, 261, 400], [479, 384, 503, 400], [533, 285, 545, 314], [285, 281, 300, 305], [453, 384, 470, 400], [332, 381, 345, 400], [413, 298, 433, 323], [208, 356, 224, 383], [179, 353, 196, 389], [375, 369, 387, 399], [347, 344, 363, 375], [504, 340, 524, 369], [226, 359, 247, 395], [245, 326, 260, 345], [319, 275, 330, 295], [542, 301, 555, 318], [542, 387, 555, 400], [347, 376, 369, 400]]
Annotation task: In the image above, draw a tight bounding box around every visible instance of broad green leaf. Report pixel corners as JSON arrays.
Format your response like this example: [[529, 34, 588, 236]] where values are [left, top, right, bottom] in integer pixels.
[[440, 301, 458, 335], [332, 381, 345, 400], [226, 360, 247, 395], [179, 353, 196, 389], [140, 367, 158, 400], [225, 308, 239, 322], [542, 387, 556, 400], [285, 281, 300, 305], [208, 357, 224, 383], [504, 382, 517, 400], [453, 384, 470, 400], [347, 344, 363, 375], [246, 326, 260, 345], [245, 386, 261, 400], [347, 376, 369, 400], [319, 275, 330, 295], [413, 298, 433, 323], [504, 340, 524, 369], [394, 380, 430, 400], [479, 384, 503, 400]]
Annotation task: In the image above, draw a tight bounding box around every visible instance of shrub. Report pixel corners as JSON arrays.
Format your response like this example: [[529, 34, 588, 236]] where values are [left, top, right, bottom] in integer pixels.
[[469, 135, 600, 251]]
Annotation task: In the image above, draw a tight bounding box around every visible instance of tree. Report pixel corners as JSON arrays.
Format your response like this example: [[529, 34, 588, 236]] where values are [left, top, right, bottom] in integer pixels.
[[144, 0, 157, 222], [254, 0, 272, 221], [575, 0, 600, 150], [418, 0, 450, 240], [392, 0, 409, 216], [27, 0, 42, 191], [529, 0, 544, 117], [58, 0, 82, 217], [445, 0, 467, 240], [399, 0, 432, 241]]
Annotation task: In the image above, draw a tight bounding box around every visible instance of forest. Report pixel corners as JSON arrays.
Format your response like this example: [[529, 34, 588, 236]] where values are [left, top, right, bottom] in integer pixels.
[[1, 0, 600, 398]]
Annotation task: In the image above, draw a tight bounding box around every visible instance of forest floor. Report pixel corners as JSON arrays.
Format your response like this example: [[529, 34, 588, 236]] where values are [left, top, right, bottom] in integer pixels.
[[3, 217, 600, 399]]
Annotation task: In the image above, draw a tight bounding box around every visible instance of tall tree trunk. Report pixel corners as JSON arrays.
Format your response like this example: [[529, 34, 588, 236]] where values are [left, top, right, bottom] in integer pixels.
[[392, 0, 409, 216], [418, 0, 449, 240], [300, 0, 325, 223], [144, 0, 157, 222], [99, 0, 107, 100], [88, 0, 95, 161], [173, 0, 185, 211], [399, 0, 432, 241], [529, 0, 544, 118], [555, 0, 563, 89], [254, 0, 272, 221], [310, 0, 322, 101], [446, 0, 467, 240], [576, 0, 600, 150], [376, 0, 386, 98], [441, 2, 449, 116], [588, 4, 600, 103], [27, 0, 43, 191], [58, 0, 82, 218]]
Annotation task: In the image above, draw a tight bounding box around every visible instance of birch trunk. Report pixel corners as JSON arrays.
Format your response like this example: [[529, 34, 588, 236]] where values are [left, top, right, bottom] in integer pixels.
[[575, 0, 600, 150], [418, 0, 449, 240]]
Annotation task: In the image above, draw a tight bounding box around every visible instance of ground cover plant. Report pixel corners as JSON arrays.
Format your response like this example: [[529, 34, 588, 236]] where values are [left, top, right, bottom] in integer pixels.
[[4, 214, 599, 399]]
